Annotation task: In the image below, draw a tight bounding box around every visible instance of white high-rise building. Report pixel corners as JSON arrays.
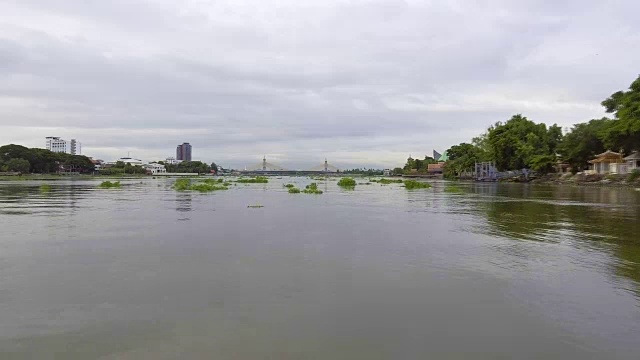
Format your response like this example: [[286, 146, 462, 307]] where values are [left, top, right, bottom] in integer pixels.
[[46, 137, 67, 153], [45, 137, 80, 155]]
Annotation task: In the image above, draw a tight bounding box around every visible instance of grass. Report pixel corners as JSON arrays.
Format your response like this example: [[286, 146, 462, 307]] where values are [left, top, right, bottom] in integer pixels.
[[628, 169, 640, 182], [173, 178, 228, 192], [303, 183, 323, 194], [99, 180, 121, 188], [337, 177, 356, 187], [236, 176, 269, 183], [39, 184, 52, 192], [288, 187, 301, 193], [403, 180, 432, 190]]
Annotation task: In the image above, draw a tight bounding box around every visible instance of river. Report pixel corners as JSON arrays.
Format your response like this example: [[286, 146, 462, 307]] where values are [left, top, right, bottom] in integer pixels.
[[1, 177, 639, 359]]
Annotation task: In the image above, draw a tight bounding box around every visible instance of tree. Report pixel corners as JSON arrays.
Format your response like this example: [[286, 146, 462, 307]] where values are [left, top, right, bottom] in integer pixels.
[[600, 75, 640, 152], [7, 158, 31, 173], [486, 114, 561, 172], [210, 162, 218, 173], [444, 143, 481, 178], [392, 167, 403, 175], [559, 118, 613, 173]]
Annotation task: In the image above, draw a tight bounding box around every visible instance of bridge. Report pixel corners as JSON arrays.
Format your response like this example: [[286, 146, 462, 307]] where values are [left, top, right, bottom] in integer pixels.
[[240, 156, 340, 175]]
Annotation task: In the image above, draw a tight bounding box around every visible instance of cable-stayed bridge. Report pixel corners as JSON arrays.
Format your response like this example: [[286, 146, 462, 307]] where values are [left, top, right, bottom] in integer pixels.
[[241, 156, 340, 175]]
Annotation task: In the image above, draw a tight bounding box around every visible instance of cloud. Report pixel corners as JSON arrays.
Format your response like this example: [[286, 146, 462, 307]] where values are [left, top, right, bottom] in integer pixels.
[[1, 0, 639, 169]]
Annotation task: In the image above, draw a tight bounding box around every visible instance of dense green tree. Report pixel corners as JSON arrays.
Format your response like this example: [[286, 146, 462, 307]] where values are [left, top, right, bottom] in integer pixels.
[[210, 162, 218, 172], [0, 144, 94, 173], [600, 75, 640, 151], [486, 114, 561, 172], [559, 118, 613, 173], [6, 158, 31, 173], [443, 143, 481, 178]]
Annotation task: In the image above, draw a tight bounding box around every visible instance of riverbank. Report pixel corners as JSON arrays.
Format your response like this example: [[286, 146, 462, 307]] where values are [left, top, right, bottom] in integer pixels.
[[0, 174, 148, 181], [528, 173, 640, 187]]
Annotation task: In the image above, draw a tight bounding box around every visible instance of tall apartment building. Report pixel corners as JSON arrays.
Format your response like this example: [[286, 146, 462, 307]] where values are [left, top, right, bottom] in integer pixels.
[[176, 142, 192, 161], [45, 137, 80, 155]]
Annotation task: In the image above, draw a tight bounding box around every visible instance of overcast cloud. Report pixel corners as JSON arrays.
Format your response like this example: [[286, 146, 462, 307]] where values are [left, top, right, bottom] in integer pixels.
[[1, 0, 639, 169]]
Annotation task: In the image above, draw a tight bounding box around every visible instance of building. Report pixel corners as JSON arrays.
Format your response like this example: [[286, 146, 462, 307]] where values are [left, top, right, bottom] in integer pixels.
[[588, 150, 624, 174], [176, 143, 192, 161], [165, 157, 183, 165], [624, 151, 640, 173], [45, 137, 67, 153], [144, 162, 167, 175], [45, 137, 79, 155], [105, 157, 144, 166]]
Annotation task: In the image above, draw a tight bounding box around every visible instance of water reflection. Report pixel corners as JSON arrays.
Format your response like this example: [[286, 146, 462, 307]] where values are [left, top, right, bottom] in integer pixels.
[[175, 192, 192, 221], [470, 184, 640, 292]]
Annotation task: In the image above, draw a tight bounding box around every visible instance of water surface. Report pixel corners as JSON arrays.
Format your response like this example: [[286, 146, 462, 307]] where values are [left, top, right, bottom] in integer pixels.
[[1, 178, 639, 359]]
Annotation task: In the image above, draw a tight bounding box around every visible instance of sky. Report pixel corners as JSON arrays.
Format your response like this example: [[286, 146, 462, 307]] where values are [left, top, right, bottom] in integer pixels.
[[1, 0, 639, 170]]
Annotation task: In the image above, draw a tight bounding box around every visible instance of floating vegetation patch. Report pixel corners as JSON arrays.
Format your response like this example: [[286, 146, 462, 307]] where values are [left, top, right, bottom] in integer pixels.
[[288, 187, 301, 193], [378, 178, 403, 184], [303, 183, 323, 194], [358, 182, 372, 185], [403, 180, 432, 190], [39, 184, 52, 192], [284, 183, 295, 188], [99, 181, 121, 188], [444, 184, 463, 193], [337, 177, 356, 187], [173, 178, 228, 192], [236, 176, 269, 183], [247, 204, 264, 208]]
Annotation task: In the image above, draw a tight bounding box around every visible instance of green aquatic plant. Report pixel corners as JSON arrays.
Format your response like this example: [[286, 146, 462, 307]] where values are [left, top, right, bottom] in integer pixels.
[[303, 183, 323, 194], [284, 183, 295, 188], [403, 180, 432, 190], [99, 181, 121, 188], [39, 184, 52, 192], [173, 178, 192, 191], [173, 178, 228, 192], [628, 169, 640, 182], [337, 177, 356, 187], [236, 176, 269, 183], [247, 204, 264, 208], [444, 184, 463, 193], [378, 178, 403, 184], [288, 187, 301, 193]]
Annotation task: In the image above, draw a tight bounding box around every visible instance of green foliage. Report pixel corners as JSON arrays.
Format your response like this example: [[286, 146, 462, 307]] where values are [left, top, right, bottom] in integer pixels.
[[343, 168, 383, 175], [373, 178, 403, 184], [236, 176, 269, 183], [444, 184, 463, 193], [600, 75, 640, 151], [403, 180, 432, 189], [247, 204, 264, 208], [0, 144, 95, 174], [288, 187, 301, 193], [403, 156, 438, 174], [628, 169, 640, 182], [337, 177, 357, 187], [173, 178, 228, 192], [528, 154, 556, 173], [303, 183, 323, 194], [443, 143, 483, 178], [99, 181, 121, 188], [6, 158, 30, 173], [39, 184, 52, 192], [284, 183, 295, 188], [392, 167, 404, 175], [165, 161, 211, 174], [559, 118, 612, 173], [486, 114, 560, 172]]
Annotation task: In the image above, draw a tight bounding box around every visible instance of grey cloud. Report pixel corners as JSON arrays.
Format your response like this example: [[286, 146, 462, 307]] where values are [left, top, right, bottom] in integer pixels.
[[1, 0, 639, 168]]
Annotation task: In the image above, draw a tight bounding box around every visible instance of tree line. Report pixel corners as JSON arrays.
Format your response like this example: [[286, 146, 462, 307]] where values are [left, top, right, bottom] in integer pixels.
[[0, 144, 95, 173], [440, 74, 640, 178]]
